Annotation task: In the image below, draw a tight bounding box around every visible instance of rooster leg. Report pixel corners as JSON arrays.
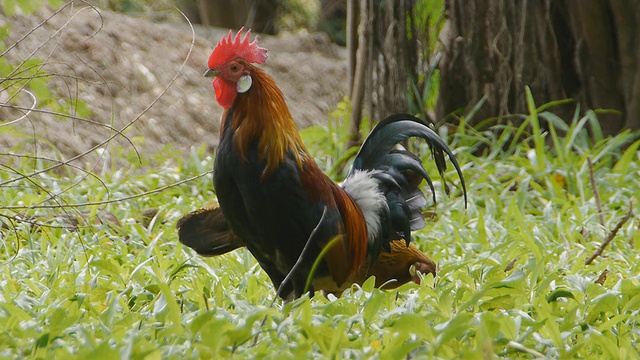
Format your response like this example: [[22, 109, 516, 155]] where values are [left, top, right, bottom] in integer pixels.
[[275, 206, 328, 300]]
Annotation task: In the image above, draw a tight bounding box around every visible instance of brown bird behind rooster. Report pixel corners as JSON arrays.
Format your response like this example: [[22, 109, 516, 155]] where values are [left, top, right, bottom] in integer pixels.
[[177, 205, 437, 296]]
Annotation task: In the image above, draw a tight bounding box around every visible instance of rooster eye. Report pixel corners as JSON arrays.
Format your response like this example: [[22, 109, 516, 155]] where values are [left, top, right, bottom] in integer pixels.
[[230, 64, 239, 72]]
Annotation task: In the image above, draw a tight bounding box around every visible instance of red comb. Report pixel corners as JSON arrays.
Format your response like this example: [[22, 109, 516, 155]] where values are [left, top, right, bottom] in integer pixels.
[[208, 27, 268, 69]]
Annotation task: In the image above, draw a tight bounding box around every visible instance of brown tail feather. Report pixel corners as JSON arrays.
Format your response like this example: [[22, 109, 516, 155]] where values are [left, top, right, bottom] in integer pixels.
[[176, 205, 244, 256]]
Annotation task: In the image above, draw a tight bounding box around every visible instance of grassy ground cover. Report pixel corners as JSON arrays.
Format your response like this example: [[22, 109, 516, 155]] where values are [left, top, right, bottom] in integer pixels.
[[1, 102, 639, 359]]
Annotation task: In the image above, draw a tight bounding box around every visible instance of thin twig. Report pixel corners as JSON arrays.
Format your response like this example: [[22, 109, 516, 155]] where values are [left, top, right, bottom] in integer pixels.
[[587, 157, 605, 226], [585, 201, 634, 265], [0, 6, 196, 188], [1, 89, 133, 140], [274, 206, 328, 301], [2, 170, 212, 210], [251, 207, 328, 347], [0, 89, 36, 127]]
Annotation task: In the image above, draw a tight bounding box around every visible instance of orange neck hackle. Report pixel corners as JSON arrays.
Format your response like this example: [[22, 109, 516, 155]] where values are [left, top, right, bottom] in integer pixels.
[[228, 66, 307, 179]]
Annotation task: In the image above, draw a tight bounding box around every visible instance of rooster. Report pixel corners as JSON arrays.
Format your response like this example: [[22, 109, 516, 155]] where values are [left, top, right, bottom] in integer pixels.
[[178, 28, 467, 299]]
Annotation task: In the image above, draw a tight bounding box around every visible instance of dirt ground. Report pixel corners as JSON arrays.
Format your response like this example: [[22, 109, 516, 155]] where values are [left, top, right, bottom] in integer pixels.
[[1, 5, 347, 167]]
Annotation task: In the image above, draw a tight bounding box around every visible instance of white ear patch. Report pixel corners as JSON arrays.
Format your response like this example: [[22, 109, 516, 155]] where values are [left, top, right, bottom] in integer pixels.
[[237, 75, 253, 93]]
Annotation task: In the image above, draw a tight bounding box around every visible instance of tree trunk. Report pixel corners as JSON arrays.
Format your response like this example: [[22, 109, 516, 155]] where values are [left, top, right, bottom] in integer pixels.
[[196, 0, 278, 34], [346, 0, 370, 150], [346, 0, 423, 149], [318, 0, 348, 45], [371, 0, 416, 121], [438, 0, 640, 136], [346, 0, 357, 96]]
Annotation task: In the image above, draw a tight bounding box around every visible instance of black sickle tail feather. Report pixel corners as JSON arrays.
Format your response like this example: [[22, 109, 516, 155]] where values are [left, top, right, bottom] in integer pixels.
[[348, 113, 467, 257]]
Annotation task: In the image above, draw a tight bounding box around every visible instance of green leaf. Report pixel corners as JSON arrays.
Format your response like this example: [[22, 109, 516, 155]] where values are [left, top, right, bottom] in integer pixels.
[[361, 288, 385, 323], [525, 86, 546, 173], [85, 342, 120, 360], [546, 289, 576, 303], [435, 313, 474, 345], [586, 293, 620, 323], [612, 139, 640, 174]]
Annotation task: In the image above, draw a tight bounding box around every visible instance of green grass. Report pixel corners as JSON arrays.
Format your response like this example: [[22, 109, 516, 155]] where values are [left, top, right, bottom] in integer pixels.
[[1, 107, 639, 358]]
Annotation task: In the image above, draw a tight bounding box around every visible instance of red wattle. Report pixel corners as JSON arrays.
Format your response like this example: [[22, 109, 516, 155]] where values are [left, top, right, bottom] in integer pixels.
[[213, 77, 237, 109]]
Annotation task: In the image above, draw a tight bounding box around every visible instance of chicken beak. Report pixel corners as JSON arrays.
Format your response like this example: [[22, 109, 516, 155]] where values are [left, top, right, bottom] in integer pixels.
[[203, 68, 218, 77]]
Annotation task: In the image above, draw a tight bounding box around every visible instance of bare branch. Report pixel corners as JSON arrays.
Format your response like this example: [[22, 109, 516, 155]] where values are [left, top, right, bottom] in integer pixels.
[[585, 201, 634, 265], [274, 206, 329, 301]]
